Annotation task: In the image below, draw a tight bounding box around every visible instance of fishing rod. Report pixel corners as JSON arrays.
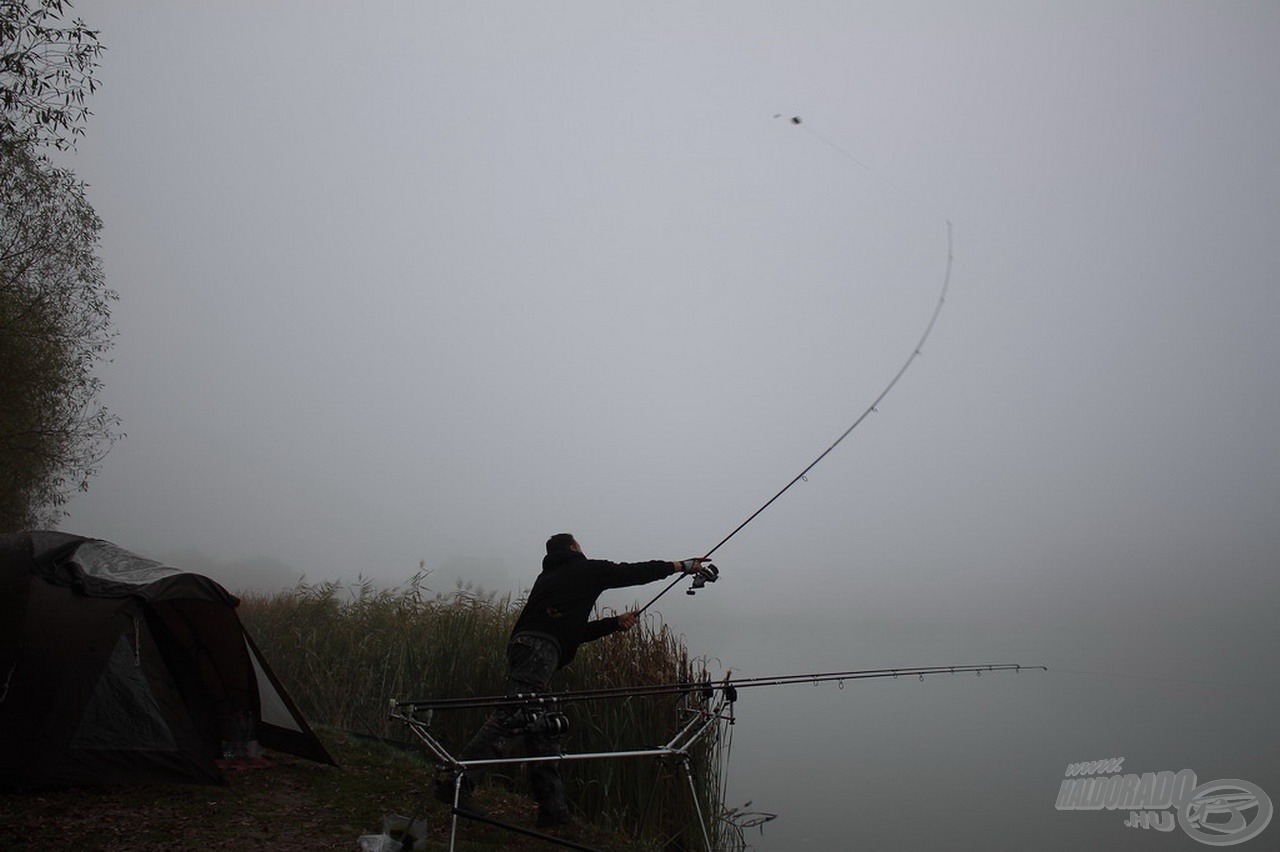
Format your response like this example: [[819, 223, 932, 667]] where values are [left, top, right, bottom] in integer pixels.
[[637, 215, 954, 615], [394, 662, 1040, 711]]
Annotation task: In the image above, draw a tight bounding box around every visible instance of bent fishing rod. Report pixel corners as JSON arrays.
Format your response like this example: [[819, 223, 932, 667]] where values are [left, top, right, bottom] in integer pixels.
[[637, 219, 954, 616], [394, 661, 1039, 711]]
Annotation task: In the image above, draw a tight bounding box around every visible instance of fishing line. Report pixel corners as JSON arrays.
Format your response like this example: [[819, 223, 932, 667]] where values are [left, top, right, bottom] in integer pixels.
[[786, 115, 944, 219], [638, 116, 954, 615]]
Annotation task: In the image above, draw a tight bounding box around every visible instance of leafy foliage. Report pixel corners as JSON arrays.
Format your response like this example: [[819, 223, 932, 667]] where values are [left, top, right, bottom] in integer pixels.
[[1, 0, 103, 150], [0, 133, 119, 530], [0, 0, 115, 531]]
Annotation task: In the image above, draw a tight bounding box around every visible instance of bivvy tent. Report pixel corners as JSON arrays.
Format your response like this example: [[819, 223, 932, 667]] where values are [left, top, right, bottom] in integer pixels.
[[0, 531, 334, 789]]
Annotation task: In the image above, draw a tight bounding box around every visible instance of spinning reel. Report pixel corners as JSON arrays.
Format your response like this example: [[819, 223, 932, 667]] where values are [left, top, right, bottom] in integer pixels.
[[518, 708, 570, 739], [686, 563, 719, 595]]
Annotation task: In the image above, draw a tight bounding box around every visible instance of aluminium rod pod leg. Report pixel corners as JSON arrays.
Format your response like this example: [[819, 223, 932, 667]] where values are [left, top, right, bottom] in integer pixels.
[[447, 772, 467, 852]]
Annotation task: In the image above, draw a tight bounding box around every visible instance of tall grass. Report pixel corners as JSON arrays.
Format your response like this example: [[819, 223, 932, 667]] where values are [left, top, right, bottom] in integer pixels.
[[239, 574, 736, 848]]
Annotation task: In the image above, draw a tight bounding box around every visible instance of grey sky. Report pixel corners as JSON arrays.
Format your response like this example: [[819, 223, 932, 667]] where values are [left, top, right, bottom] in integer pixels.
[[59, 2, 1279, 848]]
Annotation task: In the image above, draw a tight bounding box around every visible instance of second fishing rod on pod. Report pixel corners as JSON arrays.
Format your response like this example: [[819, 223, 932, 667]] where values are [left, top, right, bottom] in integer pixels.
[[395, 663, 1042, 712], [639, 118, 955, 616]]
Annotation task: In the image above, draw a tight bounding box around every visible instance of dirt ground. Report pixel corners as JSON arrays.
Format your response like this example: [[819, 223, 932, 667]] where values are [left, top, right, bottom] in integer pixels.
[[0, 731, 646, 851]]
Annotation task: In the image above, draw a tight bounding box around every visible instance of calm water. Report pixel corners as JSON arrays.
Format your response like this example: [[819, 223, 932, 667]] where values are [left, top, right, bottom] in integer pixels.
[[681, 614, 1278, 850]]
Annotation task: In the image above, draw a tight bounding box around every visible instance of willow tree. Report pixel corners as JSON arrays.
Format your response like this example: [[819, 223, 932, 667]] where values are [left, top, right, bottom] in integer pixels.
[[1, 0, 116, 531], [2, 0, 103, 149]]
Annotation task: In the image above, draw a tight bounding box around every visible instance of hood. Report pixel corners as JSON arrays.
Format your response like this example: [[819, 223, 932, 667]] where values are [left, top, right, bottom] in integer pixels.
[[541, 550, 587, 572]]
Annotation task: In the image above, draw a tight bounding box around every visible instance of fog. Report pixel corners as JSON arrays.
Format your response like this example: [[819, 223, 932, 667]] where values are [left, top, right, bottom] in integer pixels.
[[60, 3, 1279, 848]]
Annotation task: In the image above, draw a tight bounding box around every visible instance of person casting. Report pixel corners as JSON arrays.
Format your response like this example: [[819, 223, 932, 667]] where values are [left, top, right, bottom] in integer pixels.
[[434, 533, 709, 829]]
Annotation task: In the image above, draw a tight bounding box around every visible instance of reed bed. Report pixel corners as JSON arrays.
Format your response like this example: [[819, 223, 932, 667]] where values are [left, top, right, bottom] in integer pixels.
[[239, 574, 736, 848]]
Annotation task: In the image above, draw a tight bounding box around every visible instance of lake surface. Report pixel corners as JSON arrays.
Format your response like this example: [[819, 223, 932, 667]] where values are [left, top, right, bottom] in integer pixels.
[[677, 612, 1278, 850]]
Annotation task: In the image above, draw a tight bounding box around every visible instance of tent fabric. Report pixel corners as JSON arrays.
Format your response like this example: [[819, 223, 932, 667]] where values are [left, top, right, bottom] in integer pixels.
[[0, 531, 335, 790]]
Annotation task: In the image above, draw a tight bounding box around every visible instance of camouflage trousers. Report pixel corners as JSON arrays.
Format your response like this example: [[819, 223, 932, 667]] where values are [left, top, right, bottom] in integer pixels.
[[457, 633, 567, 813]]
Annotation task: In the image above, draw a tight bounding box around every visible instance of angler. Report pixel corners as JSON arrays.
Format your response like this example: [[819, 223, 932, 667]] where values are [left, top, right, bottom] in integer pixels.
[[433, 533, 713, 829]]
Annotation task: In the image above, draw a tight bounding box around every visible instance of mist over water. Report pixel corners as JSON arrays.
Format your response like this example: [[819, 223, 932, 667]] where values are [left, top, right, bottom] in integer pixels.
[[56, 2, 1280, 848], [682, 610, 1278, 850]]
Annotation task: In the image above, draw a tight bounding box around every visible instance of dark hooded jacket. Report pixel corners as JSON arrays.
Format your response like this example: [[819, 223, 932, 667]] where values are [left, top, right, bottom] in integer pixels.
[[509, 550, 675, 667]]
